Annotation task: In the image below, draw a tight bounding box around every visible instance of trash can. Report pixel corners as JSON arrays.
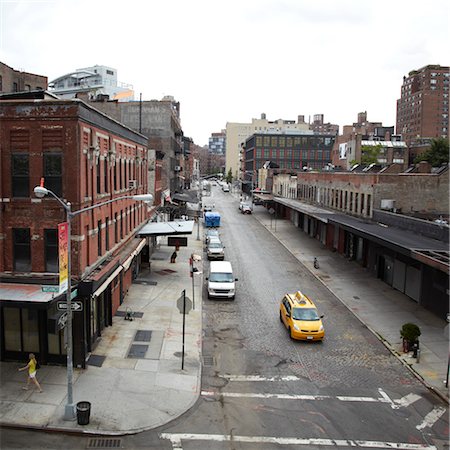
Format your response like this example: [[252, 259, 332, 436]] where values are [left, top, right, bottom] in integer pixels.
[[76, 401, 91, 425]]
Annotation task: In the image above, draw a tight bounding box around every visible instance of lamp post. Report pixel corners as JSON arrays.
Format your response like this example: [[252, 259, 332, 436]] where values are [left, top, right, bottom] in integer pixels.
[[34, 185, 152, 420]]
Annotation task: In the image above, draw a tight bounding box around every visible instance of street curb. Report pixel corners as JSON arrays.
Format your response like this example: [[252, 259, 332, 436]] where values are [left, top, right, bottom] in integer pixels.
[[254, 212, 450, 406]]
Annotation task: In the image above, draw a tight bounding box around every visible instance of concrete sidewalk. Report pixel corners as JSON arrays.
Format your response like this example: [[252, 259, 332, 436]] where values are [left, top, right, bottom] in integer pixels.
[[251, 205, 449, 404], [0, 238, 204, 434]]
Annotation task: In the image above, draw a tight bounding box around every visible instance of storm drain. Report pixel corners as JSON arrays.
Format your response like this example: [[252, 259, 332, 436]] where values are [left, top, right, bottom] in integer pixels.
[[134, 330, 152, 342], [127, 344, 149, 358], [86, 437, 122, 448], [203, 355, 215, 367]]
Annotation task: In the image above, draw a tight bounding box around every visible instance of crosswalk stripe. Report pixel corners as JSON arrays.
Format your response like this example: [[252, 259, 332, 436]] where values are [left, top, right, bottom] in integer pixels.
[[160, 433, 437, 449], [202, 390, 390, 403], [222, 375, 302, 382], [416, 406, 447, 430]]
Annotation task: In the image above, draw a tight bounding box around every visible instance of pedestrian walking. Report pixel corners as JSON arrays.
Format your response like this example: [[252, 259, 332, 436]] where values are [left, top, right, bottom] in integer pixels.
[[170, 251, 178, 263], [18, 353, 43, 392]]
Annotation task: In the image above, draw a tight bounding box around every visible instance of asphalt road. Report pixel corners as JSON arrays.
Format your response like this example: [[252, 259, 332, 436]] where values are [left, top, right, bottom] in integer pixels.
[[1, 185, 448, 450]]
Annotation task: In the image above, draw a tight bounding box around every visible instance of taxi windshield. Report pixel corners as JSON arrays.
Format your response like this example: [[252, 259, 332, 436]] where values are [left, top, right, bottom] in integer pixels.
[[292, 308, 320, 321], [208, 242, 222, 249]]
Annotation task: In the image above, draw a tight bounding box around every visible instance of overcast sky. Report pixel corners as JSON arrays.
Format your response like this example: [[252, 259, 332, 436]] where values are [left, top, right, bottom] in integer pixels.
[[1, 0, 449, 146]]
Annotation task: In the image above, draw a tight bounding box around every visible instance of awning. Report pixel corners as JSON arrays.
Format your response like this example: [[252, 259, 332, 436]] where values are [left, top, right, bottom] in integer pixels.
[[172, 193, 198, 203], [0, 282, 63, 304], [92, 265, 123, 298], [138, 220, 195, 237], [121, 238, 147, 271]]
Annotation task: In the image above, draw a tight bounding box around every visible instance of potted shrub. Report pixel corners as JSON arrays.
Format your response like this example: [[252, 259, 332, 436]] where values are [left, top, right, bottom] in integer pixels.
[[400, 323, 421, 352]]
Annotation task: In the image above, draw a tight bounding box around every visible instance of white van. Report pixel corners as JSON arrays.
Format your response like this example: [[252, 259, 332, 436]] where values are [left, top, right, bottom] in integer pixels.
[[206, 261, 237, 300]]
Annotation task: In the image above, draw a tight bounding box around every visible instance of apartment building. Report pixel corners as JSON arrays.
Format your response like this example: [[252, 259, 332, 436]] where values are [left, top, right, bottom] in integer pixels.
[[396, 65, 449, 147], [49, 65, 134, 102], [209, 130, 226, 155]]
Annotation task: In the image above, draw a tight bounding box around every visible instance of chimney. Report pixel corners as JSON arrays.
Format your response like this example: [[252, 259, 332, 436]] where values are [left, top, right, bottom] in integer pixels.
[[297, 115, 305, 123], [261, 113, 266, 120]]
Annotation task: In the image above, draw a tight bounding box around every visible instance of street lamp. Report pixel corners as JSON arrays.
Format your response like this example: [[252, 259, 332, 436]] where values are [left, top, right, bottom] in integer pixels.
[[34, 184, 152, 420]]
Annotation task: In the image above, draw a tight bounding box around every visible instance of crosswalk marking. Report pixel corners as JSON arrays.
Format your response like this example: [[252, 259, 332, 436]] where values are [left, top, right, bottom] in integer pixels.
[[221, 374, 302, 382], [416, 406, 447, 430], [160, 433, 437, 449], [202, 390, 390, 403]]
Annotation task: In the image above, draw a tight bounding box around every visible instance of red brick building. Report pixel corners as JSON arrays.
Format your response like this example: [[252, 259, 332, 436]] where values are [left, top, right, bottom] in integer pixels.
[[0, 97, 153, 367], [396, 65, 450, 147], [0, 61, 48, 93]]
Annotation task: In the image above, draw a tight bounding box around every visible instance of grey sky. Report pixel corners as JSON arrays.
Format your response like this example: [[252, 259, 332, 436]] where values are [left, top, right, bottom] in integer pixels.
[[1, 0, 448, 145]]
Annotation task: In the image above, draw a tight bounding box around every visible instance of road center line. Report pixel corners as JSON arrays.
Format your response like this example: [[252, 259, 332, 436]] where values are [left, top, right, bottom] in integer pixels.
[[159, 433, 437, 449], [222, 375, 302, 382], [201, 390, 389, 403]]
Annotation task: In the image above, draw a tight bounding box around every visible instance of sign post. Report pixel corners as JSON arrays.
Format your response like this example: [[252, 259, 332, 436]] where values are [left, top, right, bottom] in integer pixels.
[[176, 290, 192, 370]]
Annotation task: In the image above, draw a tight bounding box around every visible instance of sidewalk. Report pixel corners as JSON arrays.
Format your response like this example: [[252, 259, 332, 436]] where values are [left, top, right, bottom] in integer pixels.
[[251, 205, 449, 404], [0, 238, 204, 434]]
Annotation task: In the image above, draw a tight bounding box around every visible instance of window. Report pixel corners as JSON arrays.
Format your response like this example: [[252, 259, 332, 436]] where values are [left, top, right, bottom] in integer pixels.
[[13, 228, 31, 271], [44, 229, 58, 272], [114, 213, 119, 243], [43, 153, 62, 197], [97, 220, 102, 256], [96, 159, 101, 194], [13, 82, 18, 92], [11, 154, 29, 197], [105, 217, 109, 251], [104, 158, 108, 193], [263, 136, 270, 147]]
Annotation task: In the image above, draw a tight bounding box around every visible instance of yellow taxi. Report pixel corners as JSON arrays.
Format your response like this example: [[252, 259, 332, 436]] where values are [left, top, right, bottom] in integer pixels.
[[279, 291, 325, 341]]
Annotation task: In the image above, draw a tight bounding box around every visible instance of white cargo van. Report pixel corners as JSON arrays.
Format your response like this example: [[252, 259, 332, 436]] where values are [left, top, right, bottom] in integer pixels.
[[206, 261, 237, 300]]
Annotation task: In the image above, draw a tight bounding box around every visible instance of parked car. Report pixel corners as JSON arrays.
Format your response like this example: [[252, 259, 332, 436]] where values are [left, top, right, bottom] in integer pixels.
[[222, 184, 230, 192], [279, 291, 324, 341], [241, 204, 252, 214], [206, 237, 225, 260], [205, 228, 220, 244]]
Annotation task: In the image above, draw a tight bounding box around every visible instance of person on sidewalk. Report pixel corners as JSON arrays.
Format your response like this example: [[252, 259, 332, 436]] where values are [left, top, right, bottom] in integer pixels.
[[18, 353, 43, 393], [170, 251, 178, 263]]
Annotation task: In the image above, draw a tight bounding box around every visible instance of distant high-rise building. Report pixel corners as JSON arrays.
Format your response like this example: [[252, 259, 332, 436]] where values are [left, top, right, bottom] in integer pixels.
[[226, 113, 310, 181], [309, 114, 339, 135], [208, 131, 226, 155], [49, 65, 134, 101], [396, 65, 449, 146]]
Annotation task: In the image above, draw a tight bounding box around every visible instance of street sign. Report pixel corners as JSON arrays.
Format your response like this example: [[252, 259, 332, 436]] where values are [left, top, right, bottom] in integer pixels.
[[177, 295, 192, 315], [57, 311, 68, 330], [42, 285, 59, 293], [57, 301, 83, 312]]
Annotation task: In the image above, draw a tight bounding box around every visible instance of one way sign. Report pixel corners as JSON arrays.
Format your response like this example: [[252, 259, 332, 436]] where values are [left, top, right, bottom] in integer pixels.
[[57, 301, 83, 312]]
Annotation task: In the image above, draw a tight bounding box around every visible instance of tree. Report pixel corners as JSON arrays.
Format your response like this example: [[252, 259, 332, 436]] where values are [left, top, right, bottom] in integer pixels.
[[225, 168, 233, 184], [360, 144, 382, 165], [414, 138, 449, 166]]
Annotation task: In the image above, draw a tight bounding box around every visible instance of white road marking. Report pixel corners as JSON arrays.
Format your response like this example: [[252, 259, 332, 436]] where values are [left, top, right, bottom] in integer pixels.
[[378, 388, 398, 409], [222, 374, 302, 382], [160, 433, 437, 449], [416, 406, 447, 430], [394, 393, 422, 408], [202, 390, 392, 404]]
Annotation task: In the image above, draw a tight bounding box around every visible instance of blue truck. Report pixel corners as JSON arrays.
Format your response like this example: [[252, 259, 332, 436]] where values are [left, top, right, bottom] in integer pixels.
[[205, 211, 221, 227]]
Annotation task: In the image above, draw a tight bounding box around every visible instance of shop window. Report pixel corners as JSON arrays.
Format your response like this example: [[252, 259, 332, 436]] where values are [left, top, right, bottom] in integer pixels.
[[22, 309, 39, 352], [43, 153, 62, 197], [13, 228, 31, 271], [44, 229, 58, 272], [11, 154, 29, 197], [3, 307, 21, 351]]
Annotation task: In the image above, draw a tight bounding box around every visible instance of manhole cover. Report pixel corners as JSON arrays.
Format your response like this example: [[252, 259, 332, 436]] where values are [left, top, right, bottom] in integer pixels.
[[127, 344, 148, 358], [87, 438, 122, 448], [353, 296, 360, 300], [134, 330, 152, 342]]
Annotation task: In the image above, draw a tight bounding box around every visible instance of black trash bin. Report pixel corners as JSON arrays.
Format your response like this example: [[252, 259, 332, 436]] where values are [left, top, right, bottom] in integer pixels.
[[76, 401, 91, 425]]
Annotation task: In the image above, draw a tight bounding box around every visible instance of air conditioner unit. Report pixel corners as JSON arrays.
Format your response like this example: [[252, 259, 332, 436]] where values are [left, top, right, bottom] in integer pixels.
[[174, 166, 182, 172], [129, 180, 137, 189]]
